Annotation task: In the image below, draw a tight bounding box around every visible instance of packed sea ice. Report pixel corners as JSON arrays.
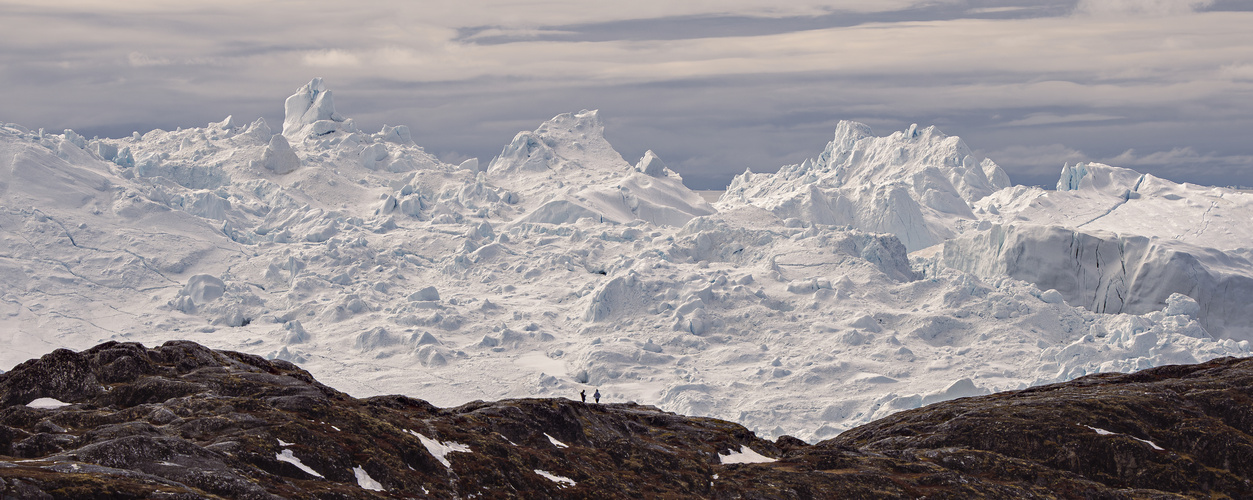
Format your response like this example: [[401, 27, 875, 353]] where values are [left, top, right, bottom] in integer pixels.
[[1, 79, 1250, 441]]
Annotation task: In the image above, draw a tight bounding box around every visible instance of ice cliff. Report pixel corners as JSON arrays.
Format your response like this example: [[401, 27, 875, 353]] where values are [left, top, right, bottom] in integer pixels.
[[977, 161, 1253, 253], [945, 161, 1253, 341], [942, 223, 1253, 340]]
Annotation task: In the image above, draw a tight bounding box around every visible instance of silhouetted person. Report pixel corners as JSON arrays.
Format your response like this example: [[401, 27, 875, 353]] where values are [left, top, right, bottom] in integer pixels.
[[580, 390, 586, 403], [593, 389, 600, 404]]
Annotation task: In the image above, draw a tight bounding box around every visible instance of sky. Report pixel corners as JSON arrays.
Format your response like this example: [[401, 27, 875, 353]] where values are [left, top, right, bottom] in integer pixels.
[[2, 0, 1252, 189]]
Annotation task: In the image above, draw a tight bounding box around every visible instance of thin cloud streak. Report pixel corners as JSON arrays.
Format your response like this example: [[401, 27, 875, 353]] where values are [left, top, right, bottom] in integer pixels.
[[1002, 114, 1123, 127], [1075, 0, 1214, 16]]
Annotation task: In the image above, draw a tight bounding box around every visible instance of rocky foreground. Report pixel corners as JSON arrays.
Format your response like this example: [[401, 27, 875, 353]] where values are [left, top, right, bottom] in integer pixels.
[[1, 342, 1251, 498]]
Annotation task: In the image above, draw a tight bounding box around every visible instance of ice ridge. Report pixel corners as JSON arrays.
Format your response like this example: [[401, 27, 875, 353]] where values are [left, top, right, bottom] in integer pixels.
[[718, 120, 1011, 251]]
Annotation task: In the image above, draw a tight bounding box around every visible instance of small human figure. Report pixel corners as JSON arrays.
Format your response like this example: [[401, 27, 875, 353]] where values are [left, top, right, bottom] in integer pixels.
[[580, 390, 586, 403], [593, 389, 601, 404]]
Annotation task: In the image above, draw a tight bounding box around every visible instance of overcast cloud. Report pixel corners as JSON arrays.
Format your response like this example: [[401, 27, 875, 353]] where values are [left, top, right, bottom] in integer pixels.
[[2, 0, 1251, 188]]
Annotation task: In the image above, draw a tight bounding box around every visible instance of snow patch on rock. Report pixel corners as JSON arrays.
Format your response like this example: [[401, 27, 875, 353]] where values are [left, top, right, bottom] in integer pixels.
[[354, 465, 384, 491], [276, 449, 324, 478], [408, 430, 471, 468], [719, 446, 776, 464]]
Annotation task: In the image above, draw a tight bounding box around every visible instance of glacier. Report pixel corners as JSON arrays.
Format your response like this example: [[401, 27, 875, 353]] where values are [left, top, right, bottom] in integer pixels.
[[1, 79, 1251, 442]]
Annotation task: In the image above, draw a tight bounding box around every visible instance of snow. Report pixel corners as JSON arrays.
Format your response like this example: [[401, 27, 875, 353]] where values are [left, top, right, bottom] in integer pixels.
[[408, 430, 471, 468], [180, 274, 226, 306], [2, 79, 1251, 443], [26, 397, 71, 409], [534, 469, 576, 487], [545, 433, 570, 449], [277, 439, 294, 446], [275, 449, 324, 478], [354, 465, 384, 491], [260, 135, 301, 175], [719, 446, 776, 464], [1137, 437, 1166, 451], [1085, 425, 1164, 450]]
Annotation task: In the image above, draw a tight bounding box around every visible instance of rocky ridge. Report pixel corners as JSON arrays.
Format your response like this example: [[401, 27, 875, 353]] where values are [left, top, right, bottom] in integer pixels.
[[2, 341, 1252, 498]]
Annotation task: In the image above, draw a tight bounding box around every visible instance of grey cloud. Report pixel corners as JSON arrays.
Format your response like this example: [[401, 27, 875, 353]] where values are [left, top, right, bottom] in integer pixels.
[[1075, 0, 1213, 16], [2, 1, 1252, 191], [1204, 0, 1253, 11], [1002, 113, 1124, 127], [458, 0, 1075, 45]]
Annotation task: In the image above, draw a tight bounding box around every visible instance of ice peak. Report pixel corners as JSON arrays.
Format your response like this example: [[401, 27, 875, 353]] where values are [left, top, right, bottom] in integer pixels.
[[378, 124, 414, 145], [308, 77, 327, 92], [808, 121, 976, 181], [212, 115, 241, 130], [636, 150, 668, 177], [722, 120, 1012, 251], [534, 109, 603, 138], [487, 109, 624, 177], [897, 123, 943, 141], [826, 121, 874, 155], [282, 78, 348, 141]]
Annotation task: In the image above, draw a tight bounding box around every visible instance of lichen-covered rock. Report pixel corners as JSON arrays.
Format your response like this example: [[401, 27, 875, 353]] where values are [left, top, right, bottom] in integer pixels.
[[829, 356, 1253, 498], [0, 348, 102, 407]]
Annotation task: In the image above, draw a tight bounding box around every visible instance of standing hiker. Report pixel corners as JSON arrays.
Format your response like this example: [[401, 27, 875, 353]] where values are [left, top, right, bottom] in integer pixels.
[[580, 390, 586, 403], [593, 389, 601, 404]]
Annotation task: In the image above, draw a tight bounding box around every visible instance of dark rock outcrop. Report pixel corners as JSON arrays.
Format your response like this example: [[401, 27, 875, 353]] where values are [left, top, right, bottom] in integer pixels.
[[2, 341, 1251, 498], [826, 358, 1253, 498]]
